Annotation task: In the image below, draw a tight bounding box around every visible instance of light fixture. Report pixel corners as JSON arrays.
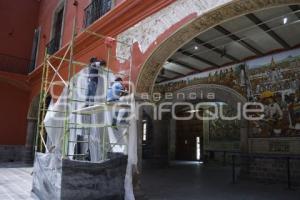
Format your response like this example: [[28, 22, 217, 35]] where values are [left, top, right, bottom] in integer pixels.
[[194, 45, 199, 50], [283, 17, 288, 25]]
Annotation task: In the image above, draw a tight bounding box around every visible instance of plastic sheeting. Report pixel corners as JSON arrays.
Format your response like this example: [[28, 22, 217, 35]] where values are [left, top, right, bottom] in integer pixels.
[[32, 153, 62, 199], [32, 66, 137, 200]]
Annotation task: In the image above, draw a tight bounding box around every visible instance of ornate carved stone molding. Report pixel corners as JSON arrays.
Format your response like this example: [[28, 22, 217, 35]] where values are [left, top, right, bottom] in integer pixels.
[[136, 0, 300, 95]]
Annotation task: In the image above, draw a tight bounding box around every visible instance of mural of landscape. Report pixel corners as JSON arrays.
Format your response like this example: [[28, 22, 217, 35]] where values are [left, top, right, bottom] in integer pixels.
[[155, 48, 300, 139]]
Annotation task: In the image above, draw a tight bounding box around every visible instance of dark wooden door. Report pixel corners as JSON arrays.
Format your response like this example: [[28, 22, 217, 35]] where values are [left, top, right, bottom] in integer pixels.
[[176, 134, 197, 160], [176, 119, 202, 161]]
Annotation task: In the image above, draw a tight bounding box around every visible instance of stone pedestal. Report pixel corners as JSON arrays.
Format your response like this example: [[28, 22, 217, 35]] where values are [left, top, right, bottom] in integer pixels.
[[32, 153, 128, 200]]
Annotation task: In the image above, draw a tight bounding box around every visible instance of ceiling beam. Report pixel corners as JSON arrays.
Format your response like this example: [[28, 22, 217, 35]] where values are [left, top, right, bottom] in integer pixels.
[[289, 5, 300, 19], [168, 59, 202, 72], [214, 25, 263, 56], [246, 13, 290, 49], [163, 68, 186, 76], [178, 49, 220, 68], [156, 63, 189, 82], [194, 38, 240, 62], [157, 74, 170, 80], [157, 43, 300, 84], [156, 78, 168, 83]]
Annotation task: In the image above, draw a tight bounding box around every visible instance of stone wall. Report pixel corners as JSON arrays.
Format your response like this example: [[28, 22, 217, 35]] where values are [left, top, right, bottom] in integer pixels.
[[241, 138, 300, 186], [32, 153, 128, 200], [240, 156, 300, 186], [142, 120, 169, 168], [61, 154, 128, 200], [0, 145, 30, 162]]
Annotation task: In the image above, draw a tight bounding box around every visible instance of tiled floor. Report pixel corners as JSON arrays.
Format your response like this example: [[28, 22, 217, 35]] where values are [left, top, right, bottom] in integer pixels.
[[1, 161, 300, 200], [0, 163, 37, 200], [141, 161, 300, 200]]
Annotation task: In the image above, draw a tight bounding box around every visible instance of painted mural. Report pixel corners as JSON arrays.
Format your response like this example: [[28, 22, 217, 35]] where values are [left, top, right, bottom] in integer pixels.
[[208, 105, 241, 141], [155, 48, 300, 138]]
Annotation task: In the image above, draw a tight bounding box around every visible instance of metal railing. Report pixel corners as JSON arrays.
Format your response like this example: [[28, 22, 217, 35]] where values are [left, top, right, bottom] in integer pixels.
[[0, 53, 33, 75], [47, 0, 113, 55], [205, 150, 300, 190], [83, 0, 113, 28]]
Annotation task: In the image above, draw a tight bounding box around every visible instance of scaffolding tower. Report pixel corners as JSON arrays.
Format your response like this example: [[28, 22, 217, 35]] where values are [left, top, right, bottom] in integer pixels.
[[35, 18, 133, 162]]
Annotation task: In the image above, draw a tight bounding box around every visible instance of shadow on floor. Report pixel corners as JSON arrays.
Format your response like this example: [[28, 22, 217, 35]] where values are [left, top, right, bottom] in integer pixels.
[[140, 161, 300, 200]]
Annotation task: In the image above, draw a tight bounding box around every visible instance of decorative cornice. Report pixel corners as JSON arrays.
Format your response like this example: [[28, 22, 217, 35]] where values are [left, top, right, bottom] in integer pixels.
[[0, 71, 30, 91], [28, 0, 175, 82]]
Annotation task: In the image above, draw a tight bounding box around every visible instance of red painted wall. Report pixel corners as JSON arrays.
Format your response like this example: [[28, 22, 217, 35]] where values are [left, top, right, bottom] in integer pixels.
[[0, 0, 38, 145], [0, 0, 39, 59], [35, 0, 125, 68], [28, 0, 176, 97], [0, 0, 177, 146], [0, 82, 29, 145]]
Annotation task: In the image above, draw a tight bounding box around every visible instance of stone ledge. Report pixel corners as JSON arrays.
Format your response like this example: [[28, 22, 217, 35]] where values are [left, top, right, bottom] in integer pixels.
[[0, 145, 31, 163]]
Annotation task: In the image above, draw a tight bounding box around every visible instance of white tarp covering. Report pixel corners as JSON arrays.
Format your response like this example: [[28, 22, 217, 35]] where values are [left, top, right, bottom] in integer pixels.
[[32, 66, 137, 200]]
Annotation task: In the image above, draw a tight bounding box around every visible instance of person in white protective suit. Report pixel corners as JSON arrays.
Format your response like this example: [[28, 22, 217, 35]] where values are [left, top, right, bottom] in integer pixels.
[[85, 57, 106, 106]]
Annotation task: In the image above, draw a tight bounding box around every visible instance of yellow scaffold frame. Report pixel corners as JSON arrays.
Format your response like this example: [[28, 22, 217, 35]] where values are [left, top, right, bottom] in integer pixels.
[[35, 16, 133, 160]]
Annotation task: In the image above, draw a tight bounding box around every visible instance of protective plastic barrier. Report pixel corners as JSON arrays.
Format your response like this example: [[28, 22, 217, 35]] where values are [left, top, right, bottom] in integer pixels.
[[32, 67, 137, 200]]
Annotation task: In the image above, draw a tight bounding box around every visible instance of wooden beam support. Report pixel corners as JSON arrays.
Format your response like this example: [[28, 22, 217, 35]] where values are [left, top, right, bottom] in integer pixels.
[[194, 38, 240, 62], [246, 13, 290, 49], [215, 25, 263, 55]]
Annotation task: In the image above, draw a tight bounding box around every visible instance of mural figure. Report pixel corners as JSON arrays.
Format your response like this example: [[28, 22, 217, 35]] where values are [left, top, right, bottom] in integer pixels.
[[259, 91, 283, 137]]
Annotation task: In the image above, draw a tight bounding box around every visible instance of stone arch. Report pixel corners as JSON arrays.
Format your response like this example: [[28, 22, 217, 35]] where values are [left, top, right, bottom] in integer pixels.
[[159, 84, 249, 153], [157, 84, 247, 119], [27, 95, 40, 120], [171, 84, 247, 105], [25, 94, 52, 162], [24, 94, 40, 162], [135, 0, 300, 95]]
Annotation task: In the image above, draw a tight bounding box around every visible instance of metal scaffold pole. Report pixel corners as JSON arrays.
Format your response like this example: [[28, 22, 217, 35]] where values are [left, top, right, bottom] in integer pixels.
[[62, 17, 77, 158], [35, 15, 134, 162], [35, 48, 50, 153]]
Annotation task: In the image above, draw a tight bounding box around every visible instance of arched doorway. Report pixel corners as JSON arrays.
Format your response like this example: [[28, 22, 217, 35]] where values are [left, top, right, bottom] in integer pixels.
[[134, 1, 300, 199], [25, 95, 40, 163], [172, 84, 248, 154], [140, 84, 247, 162], [25, 94, 51, 163]]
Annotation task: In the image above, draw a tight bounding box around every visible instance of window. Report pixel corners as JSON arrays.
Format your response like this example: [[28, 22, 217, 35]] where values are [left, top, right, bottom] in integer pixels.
[[29, 27, 41, 72], [196, 137, 201, 160], [47, 2, 65, 55], [142, 120, 147, 142], [84, 0, 113, 27]]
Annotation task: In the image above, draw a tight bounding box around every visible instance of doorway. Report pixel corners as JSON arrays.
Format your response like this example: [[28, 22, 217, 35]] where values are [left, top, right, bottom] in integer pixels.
[[176, 116, 203, 161]]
